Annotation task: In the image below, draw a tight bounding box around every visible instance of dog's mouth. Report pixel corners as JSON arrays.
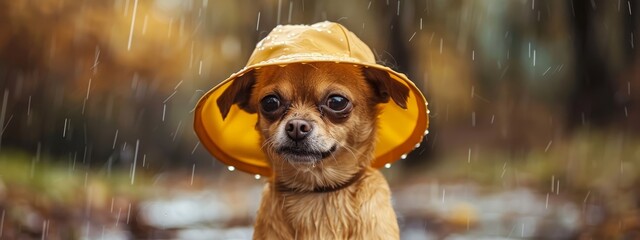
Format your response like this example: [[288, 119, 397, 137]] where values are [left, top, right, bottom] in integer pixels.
[[276, 145, 337, 162]]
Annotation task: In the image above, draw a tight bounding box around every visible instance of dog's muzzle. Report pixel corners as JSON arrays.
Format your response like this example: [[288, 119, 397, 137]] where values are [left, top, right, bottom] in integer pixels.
[[277, 144, 337, 162]]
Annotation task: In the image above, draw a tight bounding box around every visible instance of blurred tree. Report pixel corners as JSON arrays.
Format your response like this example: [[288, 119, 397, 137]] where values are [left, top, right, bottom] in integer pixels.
[[566, 0, 621, 130]]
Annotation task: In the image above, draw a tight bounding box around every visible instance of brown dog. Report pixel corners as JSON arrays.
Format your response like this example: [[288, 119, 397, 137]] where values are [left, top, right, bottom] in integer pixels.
[[217, 62, 409, 239]]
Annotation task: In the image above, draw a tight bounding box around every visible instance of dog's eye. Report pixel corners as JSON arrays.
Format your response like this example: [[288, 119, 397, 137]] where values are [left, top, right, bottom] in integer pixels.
[[260, 95, 281, 113], [327, 95, 349, 111]]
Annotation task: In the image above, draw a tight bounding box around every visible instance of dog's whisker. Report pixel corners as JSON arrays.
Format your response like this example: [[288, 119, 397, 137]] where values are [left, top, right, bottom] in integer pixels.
[[259, 133, 277, 151], [323, 136, 346, 166], [325, 132, 359, 166]]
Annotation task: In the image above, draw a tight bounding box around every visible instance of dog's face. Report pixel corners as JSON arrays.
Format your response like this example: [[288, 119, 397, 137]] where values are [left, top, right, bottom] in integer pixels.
[[217, 63, 408, 186]]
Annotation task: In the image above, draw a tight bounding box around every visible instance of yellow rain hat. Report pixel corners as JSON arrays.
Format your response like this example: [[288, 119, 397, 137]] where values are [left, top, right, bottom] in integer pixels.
[[194, 21, 429, 177]]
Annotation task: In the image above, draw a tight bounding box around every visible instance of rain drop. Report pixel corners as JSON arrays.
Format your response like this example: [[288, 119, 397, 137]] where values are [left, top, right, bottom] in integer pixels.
[[130, 139, 140, 185], [112, 130, 119, 149], [142, 15, 149, 35], [256, 12, 261, 31], [191, 142, 200, 155], [126, 0, 139, 51], [544, 140, 552, 152], [625, 106, 629, 117], [545, 193, 549, 209], [190, 164, 195, 185], [287, 1, 293, 23], [162, 104, 166, 122], [62, 118, 68, 138], [127, 203, 132, 224], [532, 0, 535, 10]]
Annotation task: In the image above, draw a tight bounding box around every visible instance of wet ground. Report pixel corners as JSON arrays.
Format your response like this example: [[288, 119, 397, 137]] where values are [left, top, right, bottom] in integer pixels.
[[132, 180, 582, 240], [1, 162, 638, 240]]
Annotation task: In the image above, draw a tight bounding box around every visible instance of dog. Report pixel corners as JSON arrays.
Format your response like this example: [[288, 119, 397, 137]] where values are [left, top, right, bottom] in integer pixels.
[[216, 62, 409, 239]]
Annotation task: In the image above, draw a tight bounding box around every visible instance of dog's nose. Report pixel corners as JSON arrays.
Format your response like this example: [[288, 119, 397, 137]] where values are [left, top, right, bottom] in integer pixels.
[[285, 119, 312, 141]]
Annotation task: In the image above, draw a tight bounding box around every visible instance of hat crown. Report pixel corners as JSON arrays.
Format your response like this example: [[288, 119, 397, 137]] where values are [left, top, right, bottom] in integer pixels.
[[247, 22, 376, 66]]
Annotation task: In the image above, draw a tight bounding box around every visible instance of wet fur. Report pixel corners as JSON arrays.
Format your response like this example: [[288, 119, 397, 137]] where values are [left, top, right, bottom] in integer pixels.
[[218, 63, 408, 239]]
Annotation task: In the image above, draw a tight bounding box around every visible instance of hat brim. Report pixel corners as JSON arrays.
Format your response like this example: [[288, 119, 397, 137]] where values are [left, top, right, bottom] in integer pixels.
[[194, 57, 429, 177]]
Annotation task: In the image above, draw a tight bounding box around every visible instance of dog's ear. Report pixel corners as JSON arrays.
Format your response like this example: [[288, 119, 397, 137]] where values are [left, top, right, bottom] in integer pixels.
[[362, 68, 409, 109], [216, 71, 257, 119]]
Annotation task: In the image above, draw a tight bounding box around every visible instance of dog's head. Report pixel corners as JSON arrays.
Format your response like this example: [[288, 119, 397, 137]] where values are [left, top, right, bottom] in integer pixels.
[[216, 63, 408, 187]]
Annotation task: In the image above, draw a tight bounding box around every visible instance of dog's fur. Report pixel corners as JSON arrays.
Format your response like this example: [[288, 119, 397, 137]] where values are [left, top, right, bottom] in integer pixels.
[[218, 63, 409, 239]]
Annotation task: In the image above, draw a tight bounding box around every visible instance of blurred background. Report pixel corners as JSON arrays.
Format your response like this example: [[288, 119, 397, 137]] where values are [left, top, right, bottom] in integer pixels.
[[0, 0, 638, 239]]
